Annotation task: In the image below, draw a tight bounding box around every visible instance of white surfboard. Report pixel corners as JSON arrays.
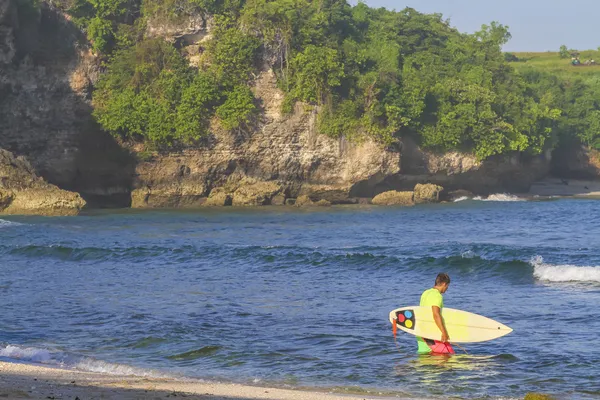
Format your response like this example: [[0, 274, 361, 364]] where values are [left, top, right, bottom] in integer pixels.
[[389, 306, 513, 343]]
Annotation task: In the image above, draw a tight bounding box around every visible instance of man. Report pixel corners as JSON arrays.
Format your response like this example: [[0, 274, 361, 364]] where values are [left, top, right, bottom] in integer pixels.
[[417, 273, 455, 355]]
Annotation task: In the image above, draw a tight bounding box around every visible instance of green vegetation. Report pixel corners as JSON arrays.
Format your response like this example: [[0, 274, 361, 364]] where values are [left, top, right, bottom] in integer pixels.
[[511, 51, 600, 80], [510, 51, 600, 149], [42, 0, 600, 157]]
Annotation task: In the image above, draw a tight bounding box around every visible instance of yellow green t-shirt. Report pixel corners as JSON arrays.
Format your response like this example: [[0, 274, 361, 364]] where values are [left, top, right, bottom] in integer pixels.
[[416, 288, 443, 354]]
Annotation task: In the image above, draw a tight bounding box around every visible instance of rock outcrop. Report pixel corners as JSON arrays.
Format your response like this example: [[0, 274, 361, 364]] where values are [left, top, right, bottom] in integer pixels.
[[371, 191, 414, 206], [232, 179, 282, 206], [0, 149, 85, 215], [204, 188, 232, 206], [413, 183, 444, 204], [375, 137, 552, 196], [294, 195, 313, 207]]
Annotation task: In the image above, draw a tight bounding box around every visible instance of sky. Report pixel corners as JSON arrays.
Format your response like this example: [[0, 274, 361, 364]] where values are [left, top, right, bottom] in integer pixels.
[[362, 0, 599, 52]]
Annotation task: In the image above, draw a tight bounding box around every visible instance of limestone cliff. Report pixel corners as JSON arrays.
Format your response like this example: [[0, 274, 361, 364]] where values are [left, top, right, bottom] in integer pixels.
[[131, 70, 401, 207], [374, 137, 553, 196], [0, 148, 85, 215]]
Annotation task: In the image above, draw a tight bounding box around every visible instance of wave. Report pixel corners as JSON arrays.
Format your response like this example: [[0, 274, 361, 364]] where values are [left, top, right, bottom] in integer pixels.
[[0, 219, 23, 228], [453, 196, 470, 202], [0, 344, 165, 377], [473, 194, 524, 202], [167, 345, 222, 360], [530, 256, 600, 283], [2, 244, 205, 262], [453, 194, 524, 202]]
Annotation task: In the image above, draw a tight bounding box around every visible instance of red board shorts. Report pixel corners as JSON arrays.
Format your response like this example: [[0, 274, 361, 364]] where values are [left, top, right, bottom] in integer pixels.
[[425, 338, 455, 354]]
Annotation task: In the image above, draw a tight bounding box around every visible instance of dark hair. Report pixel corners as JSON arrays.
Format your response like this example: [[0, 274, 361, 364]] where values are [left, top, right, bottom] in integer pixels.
[[435, 273, 451, 286]]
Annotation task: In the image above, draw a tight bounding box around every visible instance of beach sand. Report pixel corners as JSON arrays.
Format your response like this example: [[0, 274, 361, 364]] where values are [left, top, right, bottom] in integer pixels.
[[528, 178, 600, 197], [0, 361, 412, 400]]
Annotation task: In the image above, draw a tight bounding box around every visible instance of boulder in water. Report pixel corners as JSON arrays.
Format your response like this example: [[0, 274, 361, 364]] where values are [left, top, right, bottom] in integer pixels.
[[0, 149, 85, 215], [371, 191, 414, 206], [314, 199, 332, 206], [232, 180, 282, 206], [414, 183, 444, 204], [294, 195, 313, 207]]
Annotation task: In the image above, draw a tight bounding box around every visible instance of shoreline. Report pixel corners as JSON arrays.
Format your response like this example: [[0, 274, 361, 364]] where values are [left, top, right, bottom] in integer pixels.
[[0, 361, 414, 400], [527, 177, 600, 198]]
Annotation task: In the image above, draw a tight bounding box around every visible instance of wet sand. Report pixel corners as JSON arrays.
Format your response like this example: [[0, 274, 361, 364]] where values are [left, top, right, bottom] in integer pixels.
[[0, 361, 412, 400]]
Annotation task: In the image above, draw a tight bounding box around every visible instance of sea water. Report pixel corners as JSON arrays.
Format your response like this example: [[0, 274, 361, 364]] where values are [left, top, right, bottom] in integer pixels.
[[0, 198, 599, 399]]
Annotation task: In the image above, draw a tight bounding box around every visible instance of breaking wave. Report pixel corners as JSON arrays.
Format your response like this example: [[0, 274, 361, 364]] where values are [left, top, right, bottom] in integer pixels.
[[530, 256, 600, 283], [453, 196, 470, 202], [473, 194, 524, 202], [453, 194, 524, 202], [0, 219, 23, 228], [0, 344, 166, 377]]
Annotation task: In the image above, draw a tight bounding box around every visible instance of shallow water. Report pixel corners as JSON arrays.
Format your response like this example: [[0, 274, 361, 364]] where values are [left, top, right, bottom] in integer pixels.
[[1, 199, 599, 399]]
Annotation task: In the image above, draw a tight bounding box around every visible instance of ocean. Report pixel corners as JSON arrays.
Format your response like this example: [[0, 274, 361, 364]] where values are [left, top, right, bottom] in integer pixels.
[[0, 197, 599, 399]]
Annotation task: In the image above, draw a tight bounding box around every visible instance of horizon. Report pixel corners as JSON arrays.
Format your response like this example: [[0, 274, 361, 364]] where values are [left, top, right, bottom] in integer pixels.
[[360, 0, 599, 53]]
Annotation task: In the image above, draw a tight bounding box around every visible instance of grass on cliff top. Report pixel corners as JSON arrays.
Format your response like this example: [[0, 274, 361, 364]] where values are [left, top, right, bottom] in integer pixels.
[[510, 51, 600, 82]]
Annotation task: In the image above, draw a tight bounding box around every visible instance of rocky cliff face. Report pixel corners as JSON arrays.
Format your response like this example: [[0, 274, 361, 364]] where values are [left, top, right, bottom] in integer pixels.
[[373, 137, 553, 196], [551, 141, 600, 179], [0, 148, 85, 215], [131, 69, 401, 207], [0, 0, 134, 207]]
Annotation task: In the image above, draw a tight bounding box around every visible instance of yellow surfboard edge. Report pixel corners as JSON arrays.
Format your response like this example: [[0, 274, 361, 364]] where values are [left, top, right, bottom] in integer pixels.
[[389, 306, 513, 344]]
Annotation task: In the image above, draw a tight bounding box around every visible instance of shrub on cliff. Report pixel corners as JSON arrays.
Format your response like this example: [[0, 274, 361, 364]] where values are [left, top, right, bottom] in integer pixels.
[[93, 39, 192, 142], [216, 86, 257, 131], [207, 18, 261, 85], [67, 0, 142, 53], [93, 37, 259, 143]]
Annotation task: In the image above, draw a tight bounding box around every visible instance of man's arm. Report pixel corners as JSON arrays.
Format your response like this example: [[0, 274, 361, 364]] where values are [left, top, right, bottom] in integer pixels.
[[432, 306, 449, 342]]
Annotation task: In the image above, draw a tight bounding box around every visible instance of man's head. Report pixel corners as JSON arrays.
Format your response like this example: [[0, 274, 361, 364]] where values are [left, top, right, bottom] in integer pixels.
[[434, 272, 450, 293]]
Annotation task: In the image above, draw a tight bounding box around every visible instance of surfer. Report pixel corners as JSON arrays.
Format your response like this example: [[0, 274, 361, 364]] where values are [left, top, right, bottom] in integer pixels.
[[417, 273, 455, 355]]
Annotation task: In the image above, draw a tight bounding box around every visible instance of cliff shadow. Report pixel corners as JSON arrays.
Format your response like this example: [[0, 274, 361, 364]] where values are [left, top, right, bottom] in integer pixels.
[[362, 138, 551, 197], [550, 139, 600, 180], [0, 0, 136, 207]]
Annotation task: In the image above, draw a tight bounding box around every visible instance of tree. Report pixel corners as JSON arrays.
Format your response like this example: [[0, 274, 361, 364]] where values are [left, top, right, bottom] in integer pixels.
[[216, 86, 257, 130], [559, 45, 569, 59], [289, 45, 344, 104], [475, 21, 511, 47], [93, 39, 194, 143], [207, 18, 261, 85]]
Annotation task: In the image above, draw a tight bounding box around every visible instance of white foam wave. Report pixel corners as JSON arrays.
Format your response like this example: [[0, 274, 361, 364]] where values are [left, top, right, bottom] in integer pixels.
[[530, 256, 600, 283], [0, 219, 23, 228], [453, 196, 470, 202], [0, 344, 166, 377], [461, 250, 476, 259], [0, 345, 53, 362], [73, 358, 164, 377], [473, 193, 524, 202]]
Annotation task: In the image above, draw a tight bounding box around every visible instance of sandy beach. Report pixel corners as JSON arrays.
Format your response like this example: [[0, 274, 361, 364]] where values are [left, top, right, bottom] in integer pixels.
[[0, 361, 412, 400], [528, 177, 600, 197]]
